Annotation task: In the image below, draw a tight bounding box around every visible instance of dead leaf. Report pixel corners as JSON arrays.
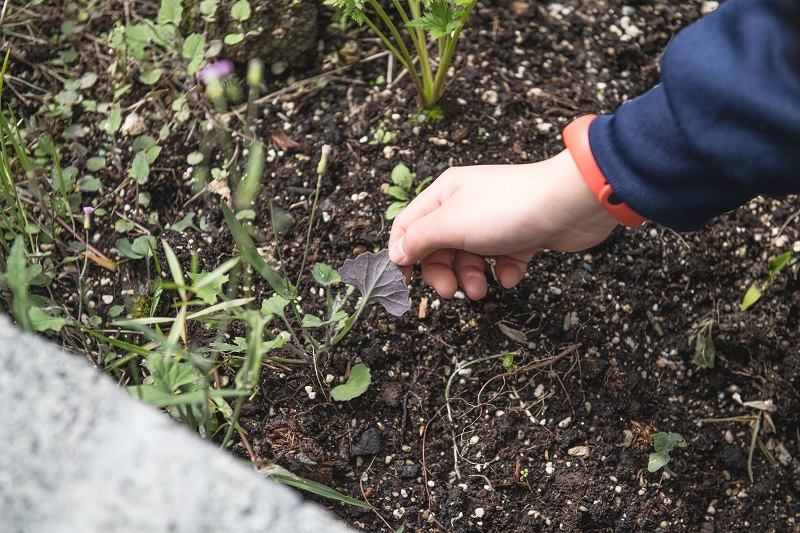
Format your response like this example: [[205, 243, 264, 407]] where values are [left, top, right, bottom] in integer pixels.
[[498, 322, 527, 344], [270, 130, 299, 152]]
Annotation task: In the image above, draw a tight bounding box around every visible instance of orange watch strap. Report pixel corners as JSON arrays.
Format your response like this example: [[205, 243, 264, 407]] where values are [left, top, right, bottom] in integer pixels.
[[563, 114, 647, 228]]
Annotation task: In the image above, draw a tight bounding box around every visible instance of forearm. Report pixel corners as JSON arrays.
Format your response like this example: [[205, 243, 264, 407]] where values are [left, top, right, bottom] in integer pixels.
[[588, 0, 800, 231]]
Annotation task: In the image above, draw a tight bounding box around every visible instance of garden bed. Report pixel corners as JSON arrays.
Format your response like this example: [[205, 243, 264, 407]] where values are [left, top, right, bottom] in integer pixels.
[[2, 0, 798, 531]]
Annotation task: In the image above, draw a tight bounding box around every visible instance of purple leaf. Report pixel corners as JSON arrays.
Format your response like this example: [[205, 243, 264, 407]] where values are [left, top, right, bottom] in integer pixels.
[[339, 250, 410, 316]]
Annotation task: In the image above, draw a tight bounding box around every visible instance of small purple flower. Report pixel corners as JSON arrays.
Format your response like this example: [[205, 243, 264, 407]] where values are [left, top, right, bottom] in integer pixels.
[[83, 206, 94, 230], [200, 60, 235, 84]]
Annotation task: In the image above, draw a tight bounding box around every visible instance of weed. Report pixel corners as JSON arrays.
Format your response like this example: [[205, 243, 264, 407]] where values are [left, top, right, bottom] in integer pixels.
[[383, 163, 433, 220], [741, 251, 796, 311], [648, 431, 687, 476], [688, 316, 716, 369]]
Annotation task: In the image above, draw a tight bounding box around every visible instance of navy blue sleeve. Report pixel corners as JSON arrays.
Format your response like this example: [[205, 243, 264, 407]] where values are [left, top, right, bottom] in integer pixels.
[[588, 0, 800, 231]]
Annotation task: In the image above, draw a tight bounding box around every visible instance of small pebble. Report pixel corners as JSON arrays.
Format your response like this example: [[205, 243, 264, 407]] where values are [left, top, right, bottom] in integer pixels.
[[701, 1, 719, 15], [481, 90, 499, 104], [474, 507, 485, 518]]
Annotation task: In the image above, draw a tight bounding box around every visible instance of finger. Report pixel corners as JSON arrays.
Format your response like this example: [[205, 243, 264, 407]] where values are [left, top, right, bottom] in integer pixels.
[[420, 249, 458, 298], [454, 250, 488, 300], [389, 179, 457, 265], [494, 253, 534, 289]]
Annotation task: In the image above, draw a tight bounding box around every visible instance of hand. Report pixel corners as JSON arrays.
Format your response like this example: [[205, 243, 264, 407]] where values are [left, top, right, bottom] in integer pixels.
[[388, 149, 620, 299]]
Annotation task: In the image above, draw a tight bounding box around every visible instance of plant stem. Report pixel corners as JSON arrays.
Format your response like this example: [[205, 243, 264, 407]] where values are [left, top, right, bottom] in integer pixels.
[[364, 1, 425, 100], [220, 395, 245, 450], [431, 1, 477, 105], [330, 299, 368, 346], [401, 0, 434, 94]]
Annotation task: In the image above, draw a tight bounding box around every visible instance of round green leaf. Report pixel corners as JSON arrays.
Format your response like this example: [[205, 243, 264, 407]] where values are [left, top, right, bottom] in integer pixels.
[[330, 364, 371, 401]]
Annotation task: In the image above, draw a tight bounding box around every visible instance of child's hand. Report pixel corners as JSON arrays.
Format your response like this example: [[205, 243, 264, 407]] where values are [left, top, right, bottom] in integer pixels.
[[388, 149, 620, 299]]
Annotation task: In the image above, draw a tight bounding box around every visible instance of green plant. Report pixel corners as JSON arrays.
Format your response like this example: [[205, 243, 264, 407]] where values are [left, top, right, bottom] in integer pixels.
[[688, 316, 716, 369], [648, 432, 687, 476], [325, 0, 478, 109], [741, 251, 796, 311], [384, 163, 432, 220]]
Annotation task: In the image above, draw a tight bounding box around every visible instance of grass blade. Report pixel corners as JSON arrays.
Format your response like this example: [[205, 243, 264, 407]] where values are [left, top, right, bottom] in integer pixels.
[[221, 202, 292, 298]]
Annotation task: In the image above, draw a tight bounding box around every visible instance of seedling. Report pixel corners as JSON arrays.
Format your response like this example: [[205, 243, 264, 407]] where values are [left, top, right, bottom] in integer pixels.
[[325, 0, 478, 109], [688, 316, 716, 369], [741, 251, 796, 311], [647, 431, 687, 476], [384, 163, 433, 220]]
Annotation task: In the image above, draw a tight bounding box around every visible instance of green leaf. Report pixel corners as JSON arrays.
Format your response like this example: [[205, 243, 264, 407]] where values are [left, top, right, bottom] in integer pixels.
[[170, 212, 195, 232], [146, 145, 162, 164], [224, 33, 244, 45], [312, 263, 341, 287], [187, 271, 228, 305], [157, 0, 183, 26], [741, 282, 763, 311], [414, 175, 434, 195], [259, 462, 372, 508], [330, 363, 371, 401], [28, 307, 68, 332], [323, 0, 367, 25], [187, 151, 204, 165], [115, 219, 135, 233], [85, 156, 106, 172], [385, 201, 407, 221], [183, 33, 206, 75], [130, 150, 150, 184], [768, 251, 793, 275], [653, 432, 686, 453], [104, 103, 122, 134], [221, 202, 292, 298], [128, 384, 248, 406], [77, 72, 98, 89], [230, 0, 251, 21], [200, 0, 219, 17], [647, 452, 671, 473], [301, 314, 324, 328], [261, 294, 290, 318], [77, 176, 103, 192], [407, 2, 465, 40], [390, 163, 413, 190], [2, 236, 32, 331], [139, 68, 163, 85], [301, 311, 347, 328], [386, 185, 409, 201], [132, 135, 157, 152]]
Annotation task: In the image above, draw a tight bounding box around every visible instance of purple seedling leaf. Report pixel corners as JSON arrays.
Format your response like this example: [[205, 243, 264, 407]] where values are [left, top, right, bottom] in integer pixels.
[[339, 250, 410, 316]]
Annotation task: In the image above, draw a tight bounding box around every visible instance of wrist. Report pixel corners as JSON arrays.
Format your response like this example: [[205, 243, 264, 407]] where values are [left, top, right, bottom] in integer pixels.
[[563, 114, 647, 228]]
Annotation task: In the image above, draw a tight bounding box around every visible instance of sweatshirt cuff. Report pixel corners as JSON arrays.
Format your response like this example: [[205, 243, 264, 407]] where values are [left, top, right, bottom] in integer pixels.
[[588, 86, 750, 231]]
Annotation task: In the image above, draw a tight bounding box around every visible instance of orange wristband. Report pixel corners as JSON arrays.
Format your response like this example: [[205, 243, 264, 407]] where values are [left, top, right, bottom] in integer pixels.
[[563, 114, 646, 228]]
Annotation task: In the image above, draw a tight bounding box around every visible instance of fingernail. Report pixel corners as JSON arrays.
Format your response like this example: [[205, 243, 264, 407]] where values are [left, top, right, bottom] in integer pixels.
[[389, 239, 406, 264]]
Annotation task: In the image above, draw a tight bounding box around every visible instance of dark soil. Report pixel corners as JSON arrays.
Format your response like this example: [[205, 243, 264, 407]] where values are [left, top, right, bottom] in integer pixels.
[[4, 0, 799, 532]]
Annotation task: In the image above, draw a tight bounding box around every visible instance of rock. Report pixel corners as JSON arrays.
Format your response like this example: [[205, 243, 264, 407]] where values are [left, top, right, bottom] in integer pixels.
[[0, 316, 352, 533], [351, 427, 383, 457], [397, 463, 421, 479], [182, 0, 319, 69]]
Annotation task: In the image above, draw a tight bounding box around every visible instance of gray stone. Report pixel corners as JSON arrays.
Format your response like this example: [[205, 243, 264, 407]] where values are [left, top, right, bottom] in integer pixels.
[[351, 427, 383, 457], [183, 0, 319, 69], [0, 317, 353, 533]]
